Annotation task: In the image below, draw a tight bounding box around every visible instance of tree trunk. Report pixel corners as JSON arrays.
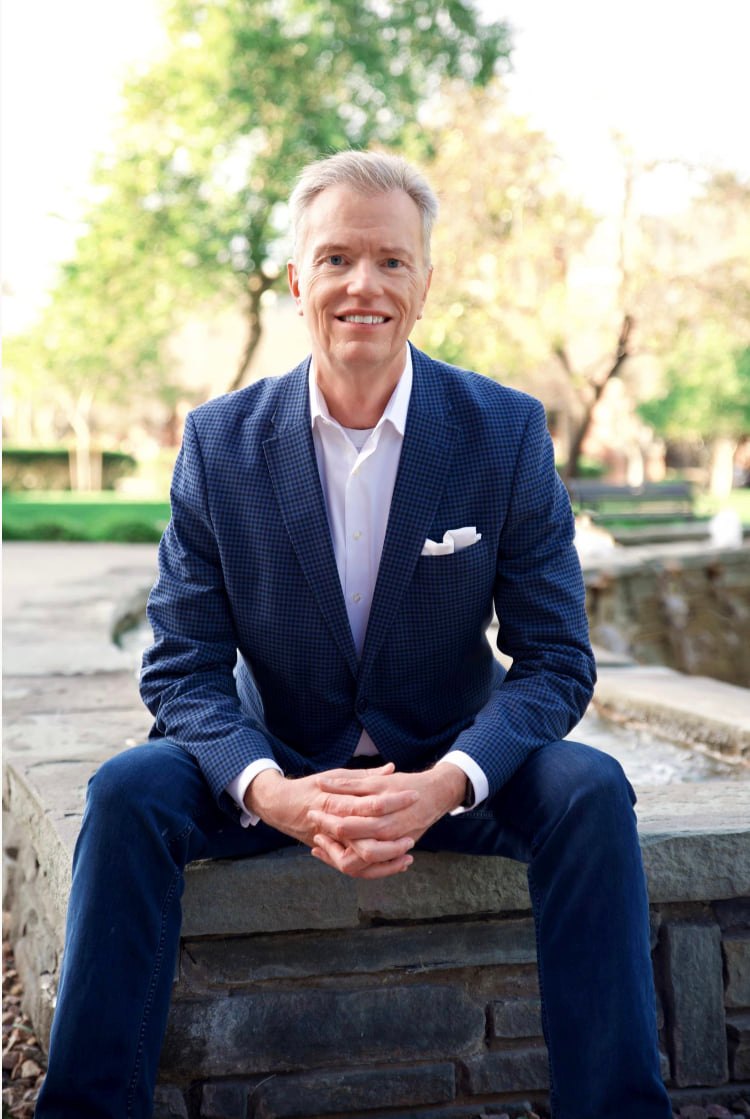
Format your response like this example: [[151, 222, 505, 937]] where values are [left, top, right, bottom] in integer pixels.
[[64, 390, 95, 492], [227, 277, 274, 393], [70, 426, 92, 491], [709, 436, 738, 500], [559, 314, 634, 481]]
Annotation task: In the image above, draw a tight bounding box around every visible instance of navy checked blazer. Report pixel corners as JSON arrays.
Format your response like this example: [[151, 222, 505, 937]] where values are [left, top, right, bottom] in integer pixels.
[[140, 345, 596, 816]]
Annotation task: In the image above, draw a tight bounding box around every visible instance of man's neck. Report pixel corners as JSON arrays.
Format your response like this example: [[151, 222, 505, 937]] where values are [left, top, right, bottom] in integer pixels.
[[314, 350, 407, 428]]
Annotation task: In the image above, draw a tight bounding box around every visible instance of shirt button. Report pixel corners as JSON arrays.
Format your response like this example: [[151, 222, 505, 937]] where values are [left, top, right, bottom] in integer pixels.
[[352, 592, 362, 603], [353, 531, 362, 541]]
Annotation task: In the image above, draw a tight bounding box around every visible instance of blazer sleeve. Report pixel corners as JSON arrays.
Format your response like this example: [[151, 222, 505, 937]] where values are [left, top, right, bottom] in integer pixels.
[[449, 399, 596, 796], [139, 413, 279, 810]]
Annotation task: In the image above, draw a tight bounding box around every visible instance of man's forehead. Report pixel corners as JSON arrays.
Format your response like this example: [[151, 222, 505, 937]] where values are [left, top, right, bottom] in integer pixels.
[[298, 186, 424, 251], [306, 186, 417, 219]]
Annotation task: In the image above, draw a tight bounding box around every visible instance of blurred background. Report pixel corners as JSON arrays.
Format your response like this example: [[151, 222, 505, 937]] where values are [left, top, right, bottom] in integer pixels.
[[3, 0, 749, 542]]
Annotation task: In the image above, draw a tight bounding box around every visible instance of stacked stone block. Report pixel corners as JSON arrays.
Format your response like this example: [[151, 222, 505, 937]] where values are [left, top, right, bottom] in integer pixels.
[[112, 844, 750, 1117], [5, 767, 750, 1117]]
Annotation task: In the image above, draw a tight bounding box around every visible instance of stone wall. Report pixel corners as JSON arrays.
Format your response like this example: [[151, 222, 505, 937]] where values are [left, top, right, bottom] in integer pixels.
[[584, 546, 750, 687], [5, 761, 750, 1118]]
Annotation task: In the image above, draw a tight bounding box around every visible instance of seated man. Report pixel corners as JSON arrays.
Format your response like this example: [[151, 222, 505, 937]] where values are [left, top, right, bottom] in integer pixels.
[[36, 150, 671, 1119]]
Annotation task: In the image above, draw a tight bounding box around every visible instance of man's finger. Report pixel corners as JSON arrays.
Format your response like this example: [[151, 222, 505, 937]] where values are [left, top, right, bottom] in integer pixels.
[[316, 767, 399, 794], [312, 833, 413, 879], [309, 804, 417, 841], [347, 834, 415, 864], [316, 789, 419, 821]]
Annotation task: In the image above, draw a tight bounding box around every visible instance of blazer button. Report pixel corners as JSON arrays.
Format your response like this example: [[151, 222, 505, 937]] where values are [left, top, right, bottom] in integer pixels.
[[356, 698, 368, 714]]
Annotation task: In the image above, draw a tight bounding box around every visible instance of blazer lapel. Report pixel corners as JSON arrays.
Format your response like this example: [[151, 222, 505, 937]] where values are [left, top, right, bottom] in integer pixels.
[[263, 364, 358, 677], [359, 350, 456, 682]]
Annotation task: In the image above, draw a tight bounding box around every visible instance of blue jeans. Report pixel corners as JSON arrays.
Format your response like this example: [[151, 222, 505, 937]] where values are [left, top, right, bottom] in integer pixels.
[[36, 739, 671, 1119]]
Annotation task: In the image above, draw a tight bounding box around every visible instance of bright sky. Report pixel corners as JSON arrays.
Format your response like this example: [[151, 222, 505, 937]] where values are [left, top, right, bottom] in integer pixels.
[[3, 0, 749, 332], [497, 0, 750, 211]]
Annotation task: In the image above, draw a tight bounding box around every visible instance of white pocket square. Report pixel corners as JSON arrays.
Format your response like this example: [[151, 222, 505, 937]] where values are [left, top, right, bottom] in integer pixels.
[[421, 527, 482, 556]]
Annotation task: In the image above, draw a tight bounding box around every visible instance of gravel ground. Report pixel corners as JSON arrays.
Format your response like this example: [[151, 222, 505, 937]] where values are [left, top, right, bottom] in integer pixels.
[[3, 916, 749, 1119], [2, 918, 44, 1119]]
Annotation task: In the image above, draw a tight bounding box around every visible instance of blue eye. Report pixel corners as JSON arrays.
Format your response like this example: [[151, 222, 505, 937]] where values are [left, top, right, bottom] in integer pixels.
[[329, 254, 344, 265], [386, 258, 401, 269]]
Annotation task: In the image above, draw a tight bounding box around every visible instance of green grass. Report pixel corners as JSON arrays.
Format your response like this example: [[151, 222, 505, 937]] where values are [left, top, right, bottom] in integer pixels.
[[5, 487, 749, 543], [696, 487, 750, 524], [3, 492, 171, 542]]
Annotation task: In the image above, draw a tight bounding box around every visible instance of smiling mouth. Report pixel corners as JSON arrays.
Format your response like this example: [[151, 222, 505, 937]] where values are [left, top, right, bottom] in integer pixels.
[[337, 314, 389, 324]]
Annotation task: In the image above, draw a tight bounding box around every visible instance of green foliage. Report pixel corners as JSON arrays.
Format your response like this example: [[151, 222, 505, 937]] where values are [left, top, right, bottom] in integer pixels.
[[634, 173, 750, 448], [638, 336, 750, 441], [4, 0, 511, 444], [88, 0, 510, 373]]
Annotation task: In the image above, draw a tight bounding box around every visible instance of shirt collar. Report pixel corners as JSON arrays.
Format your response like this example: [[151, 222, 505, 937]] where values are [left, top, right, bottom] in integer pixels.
[[308, 348, 413, 437]]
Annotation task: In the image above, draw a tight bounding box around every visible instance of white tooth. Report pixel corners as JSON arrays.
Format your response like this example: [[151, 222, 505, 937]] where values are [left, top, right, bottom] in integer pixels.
[[343, 314, 385, 324]]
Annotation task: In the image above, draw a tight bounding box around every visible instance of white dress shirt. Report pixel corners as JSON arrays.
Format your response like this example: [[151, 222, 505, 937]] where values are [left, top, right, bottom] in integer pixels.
[[228, 348, 488, 825]]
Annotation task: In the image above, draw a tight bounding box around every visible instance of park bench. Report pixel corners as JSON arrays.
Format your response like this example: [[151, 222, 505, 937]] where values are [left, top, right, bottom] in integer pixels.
[[566, 480, 695, 524]]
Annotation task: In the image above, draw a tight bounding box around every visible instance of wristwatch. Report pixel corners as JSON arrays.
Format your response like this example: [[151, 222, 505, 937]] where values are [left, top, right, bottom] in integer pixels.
[[461, 776, 475, 810]]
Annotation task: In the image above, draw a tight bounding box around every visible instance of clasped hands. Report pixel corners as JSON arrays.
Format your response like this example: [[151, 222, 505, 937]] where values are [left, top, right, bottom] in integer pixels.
[[245, 761, 466, 879]]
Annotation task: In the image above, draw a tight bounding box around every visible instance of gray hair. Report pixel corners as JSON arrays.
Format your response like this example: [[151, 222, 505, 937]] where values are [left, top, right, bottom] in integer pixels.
[[289, 150, 439, 266]]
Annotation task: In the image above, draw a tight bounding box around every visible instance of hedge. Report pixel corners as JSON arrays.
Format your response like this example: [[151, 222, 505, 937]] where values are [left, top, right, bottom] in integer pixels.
[[2, 448, 137, 492]]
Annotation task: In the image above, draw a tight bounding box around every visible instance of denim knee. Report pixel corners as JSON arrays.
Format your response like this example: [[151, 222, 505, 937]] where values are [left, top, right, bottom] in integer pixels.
[[86, 745, 158, 816], [528, 741, 636, 842], [575, 743, 634, 797], [558, 744, 638, 841], [85, 742, 203, 836]]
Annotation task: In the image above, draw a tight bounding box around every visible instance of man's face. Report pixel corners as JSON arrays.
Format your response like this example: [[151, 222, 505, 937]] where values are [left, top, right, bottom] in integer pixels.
[[288, 185, 432, 380]]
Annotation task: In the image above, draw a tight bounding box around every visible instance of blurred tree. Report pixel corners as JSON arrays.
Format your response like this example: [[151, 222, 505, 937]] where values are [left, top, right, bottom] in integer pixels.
[[5, 0, 510, 484], [414, 103, 750, 484], [3, 224, 180, 489], [636, 173, 750, 497], [413, 82, 594, 377], [411, 83, 609, 476], [639, 338, 750, 495], [89, 0, 510, 392]]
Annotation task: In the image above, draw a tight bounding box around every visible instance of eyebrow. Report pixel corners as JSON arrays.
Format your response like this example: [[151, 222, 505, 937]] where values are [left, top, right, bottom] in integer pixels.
[[313, 242, 415, 260]]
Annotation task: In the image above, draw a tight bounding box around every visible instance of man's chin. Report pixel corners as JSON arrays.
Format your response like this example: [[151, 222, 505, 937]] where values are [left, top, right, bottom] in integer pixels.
[[333, 337, 403, 368]]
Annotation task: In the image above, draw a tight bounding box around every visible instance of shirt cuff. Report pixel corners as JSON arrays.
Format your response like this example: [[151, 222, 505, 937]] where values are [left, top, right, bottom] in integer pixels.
[[438, 749, 489, 816], [226, 759, 284, 827]]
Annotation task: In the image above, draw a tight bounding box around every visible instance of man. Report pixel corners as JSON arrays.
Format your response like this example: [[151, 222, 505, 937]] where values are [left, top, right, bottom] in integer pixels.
[[37, 151, 671, 1118]]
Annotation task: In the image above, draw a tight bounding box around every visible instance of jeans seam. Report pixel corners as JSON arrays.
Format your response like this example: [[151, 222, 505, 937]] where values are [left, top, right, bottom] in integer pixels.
[[529, 874, 560, 1119], [126, 821, 193, 1116]]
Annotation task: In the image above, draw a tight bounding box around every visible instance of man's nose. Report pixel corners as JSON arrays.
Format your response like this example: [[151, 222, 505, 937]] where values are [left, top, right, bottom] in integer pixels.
[[347, 259, 382, 295]]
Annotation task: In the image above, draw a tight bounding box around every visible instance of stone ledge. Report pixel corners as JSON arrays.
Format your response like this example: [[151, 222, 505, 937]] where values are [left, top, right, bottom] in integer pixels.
[[6, 759, 748, 943], [594, 665, 750, 761]]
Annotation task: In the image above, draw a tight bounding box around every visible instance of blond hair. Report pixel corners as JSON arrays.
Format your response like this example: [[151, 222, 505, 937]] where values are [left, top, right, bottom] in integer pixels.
[[289, 150, 438, 265]]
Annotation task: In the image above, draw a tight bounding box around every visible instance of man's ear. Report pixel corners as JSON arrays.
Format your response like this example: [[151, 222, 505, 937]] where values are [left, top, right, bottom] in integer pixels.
[[287, 260, 303, 314], [417, 266, 433, 321]]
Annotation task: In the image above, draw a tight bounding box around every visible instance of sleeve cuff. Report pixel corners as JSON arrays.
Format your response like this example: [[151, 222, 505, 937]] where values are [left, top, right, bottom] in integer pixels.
[[438, 749, 489, 816], [226, 759, 284, 827]]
